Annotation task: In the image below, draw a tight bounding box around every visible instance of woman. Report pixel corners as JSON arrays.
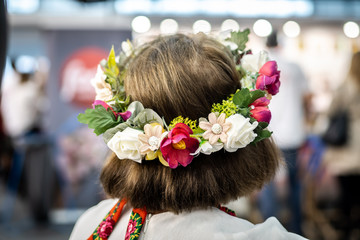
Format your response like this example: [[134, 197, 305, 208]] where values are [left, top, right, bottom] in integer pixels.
[[70, 32, 307, 239]]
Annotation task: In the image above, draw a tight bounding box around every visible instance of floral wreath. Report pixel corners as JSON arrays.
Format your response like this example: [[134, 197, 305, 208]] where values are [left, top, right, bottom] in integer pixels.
[[78, 29, 281, 169]]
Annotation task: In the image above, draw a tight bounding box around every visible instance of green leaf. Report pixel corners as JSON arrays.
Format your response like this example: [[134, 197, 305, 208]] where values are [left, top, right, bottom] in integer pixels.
[[226, 29, 250, 52], [238, 107, 250, 117], [102, 101, 148, 143], [248, 90, 265, 105], [111, 96, 130, 113], [253, 129, 272, 144], [162, 117, 169, 131], [103, 69, 118, 85], [232, 88, 265, 108], [192, 127, 205, 135], [258, 121, 269, 129], [233, 88, 251, 107], [102, 102, 161, 143], [132, 109, 163, 129], [107, 46, 119, 76], [102, 122, 130, 144], [77, 105, 120, 136], [127, 101, 144, 120]]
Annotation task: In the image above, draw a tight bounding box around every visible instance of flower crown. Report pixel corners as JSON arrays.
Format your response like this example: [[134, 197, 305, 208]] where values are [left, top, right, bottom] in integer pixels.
[[78, 30, 281, 169]]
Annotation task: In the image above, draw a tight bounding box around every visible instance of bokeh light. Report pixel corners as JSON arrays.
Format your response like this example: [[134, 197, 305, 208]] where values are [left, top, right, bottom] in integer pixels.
[[343, 21, 360, 39], [253, 19, 272, 37], [131, 16, 151, 33], [193, 20, 212, 34], [221, 19, 240, 32], [160, 19, 179, 35], [283, 21, 301, 38]]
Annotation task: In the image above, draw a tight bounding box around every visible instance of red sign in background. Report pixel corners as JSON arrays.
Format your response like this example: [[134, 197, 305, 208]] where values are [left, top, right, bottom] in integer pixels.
[[60, 47, 108, 108]]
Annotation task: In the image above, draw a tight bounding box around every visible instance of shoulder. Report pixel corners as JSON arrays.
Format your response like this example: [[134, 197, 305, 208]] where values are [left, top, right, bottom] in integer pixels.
[[143, 207, 251, 240], [143, 209, 308, 240], [69, 198, 119, 240], [246, 217, 308, 240]]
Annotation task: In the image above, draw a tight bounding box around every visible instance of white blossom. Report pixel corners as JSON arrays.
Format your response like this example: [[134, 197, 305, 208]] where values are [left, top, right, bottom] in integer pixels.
[[224, 114, 258, 152], [107, 127, 143, 163], [91, 65, 113, 102], [241, 51, 269, 73]]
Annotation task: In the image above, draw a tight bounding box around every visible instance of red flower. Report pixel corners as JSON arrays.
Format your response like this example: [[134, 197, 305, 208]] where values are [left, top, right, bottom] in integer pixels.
[[256, 61, 281, 95], [93, 100, 131, 121], [97, 216, 115, 238], [160, 123, 199, 169], [249, 97, 271, 123]]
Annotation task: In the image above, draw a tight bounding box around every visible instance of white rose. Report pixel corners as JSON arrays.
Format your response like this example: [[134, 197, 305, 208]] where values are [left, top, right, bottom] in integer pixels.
[[241, 51, 269, 73], [91, 65, 113, 102], [107, 127, 143, 163], [224, 114, 258, 152], [199, 141, 224, 155]]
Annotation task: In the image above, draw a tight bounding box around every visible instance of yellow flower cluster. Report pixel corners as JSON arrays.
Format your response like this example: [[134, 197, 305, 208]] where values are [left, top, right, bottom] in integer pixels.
[[211, 99, 238, 118], [169, 116, 198, 131]]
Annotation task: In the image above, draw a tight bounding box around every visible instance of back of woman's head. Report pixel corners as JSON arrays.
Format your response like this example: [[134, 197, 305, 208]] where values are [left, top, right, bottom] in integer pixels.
[[100, 33, 280, 213], [125, 33, 239, 122]]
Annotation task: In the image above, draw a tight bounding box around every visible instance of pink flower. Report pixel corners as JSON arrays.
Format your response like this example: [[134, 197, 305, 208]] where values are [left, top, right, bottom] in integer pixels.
[[93, 99, 111, 110], [256, 61, 280, 95], [125, 219, 137, 239], [118, 111, 132, 121], [160, 123, 199, 169], [138, 123, 166, 161], [199, 113, 231, 144], [249, 97, 271, 123], [97, 216, 115, 238], [93, 100, 131, 121]]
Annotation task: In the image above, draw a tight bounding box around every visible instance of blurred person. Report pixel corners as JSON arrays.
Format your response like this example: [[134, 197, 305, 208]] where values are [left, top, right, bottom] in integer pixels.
[[70, 32, 308, 239], [323, 51, 360, 240], [1, 57, 46, 138], [0, 56, 53, 224], [257, 31, 310, 235], [0, 0, 7, 83], [0, 97, 13, 183]]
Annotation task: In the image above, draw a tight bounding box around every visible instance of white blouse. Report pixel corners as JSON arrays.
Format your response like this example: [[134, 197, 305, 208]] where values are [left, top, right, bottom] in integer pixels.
[[70, 199, 308, 240]]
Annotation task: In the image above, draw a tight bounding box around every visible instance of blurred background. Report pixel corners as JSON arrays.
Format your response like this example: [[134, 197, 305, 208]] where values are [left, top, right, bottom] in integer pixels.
[[0, 0, 360, 239]]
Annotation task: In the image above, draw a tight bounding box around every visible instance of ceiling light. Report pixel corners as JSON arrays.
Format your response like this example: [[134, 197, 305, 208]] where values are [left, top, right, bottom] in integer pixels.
[[131, 16, 151, 34], [160, 19, 179, 35], [221, 19, 240, 32], [253, 19, 272, 37], [193, 20, 211, 34], [343, 21, 359, 39], [283, 21, 301, 38]]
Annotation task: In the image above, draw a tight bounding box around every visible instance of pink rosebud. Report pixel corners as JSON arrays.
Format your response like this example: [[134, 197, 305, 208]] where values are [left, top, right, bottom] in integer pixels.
[[97, 217, 115, 238], [118, 111, 131, 121], [256, 61, 281, 96], [93, 100, 131, 121], [249, 97, 271, 123], [160, 123, 199, 169]]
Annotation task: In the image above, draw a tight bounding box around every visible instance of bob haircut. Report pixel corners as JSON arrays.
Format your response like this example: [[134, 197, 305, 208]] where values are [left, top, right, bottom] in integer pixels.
[[100, 33, 281, 213]]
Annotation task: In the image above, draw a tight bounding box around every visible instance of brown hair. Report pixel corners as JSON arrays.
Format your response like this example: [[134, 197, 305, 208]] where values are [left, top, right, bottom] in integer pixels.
[[100, 33, 281, 213]]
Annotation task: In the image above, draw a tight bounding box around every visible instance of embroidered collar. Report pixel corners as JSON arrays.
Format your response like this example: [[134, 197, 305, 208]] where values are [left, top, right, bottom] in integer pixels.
[[89, 199, 237, 240]]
